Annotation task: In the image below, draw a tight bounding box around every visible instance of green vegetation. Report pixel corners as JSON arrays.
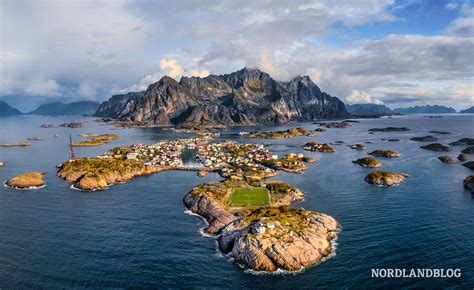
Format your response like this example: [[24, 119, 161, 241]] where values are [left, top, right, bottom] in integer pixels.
[[0, 141, 31, 147], [352, 157, 382, 168], [245, 127, 314, 139], [229, 187, 269, 206], [72, 133, 119, 147]]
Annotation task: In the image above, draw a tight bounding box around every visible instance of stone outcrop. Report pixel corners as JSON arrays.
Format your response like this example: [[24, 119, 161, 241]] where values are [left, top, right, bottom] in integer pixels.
[[5, 172, 46, 189], [449, 138, 474, 146], [95, 68, 350, 125], [368, 150, 400, 158], [461, 146, 474, 154], [464, 175, 474, 193], [352, 157, 382, 168], [57, 158, 159, 190], [218, 206, 339, 272], [368, 127, 410, 132], [438, 156, 457, 164], [410, 136, 438, 142], [458, 153, 469, 161], [420, 143, 451, 152], [462, 161, 474, 170], [365, 170, 407, 186]]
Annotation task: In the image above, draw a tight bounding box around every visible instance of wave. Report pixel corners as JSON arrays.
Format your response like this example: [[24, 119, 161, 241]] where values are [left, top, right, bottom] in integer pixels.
[[183, 209, 213, 238], [3, 182, 46, 190]]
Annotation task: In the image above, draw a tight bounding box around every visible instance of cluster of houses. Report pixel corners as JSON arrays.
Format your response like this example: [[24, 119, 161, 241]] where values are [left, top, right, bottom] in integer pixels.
[[196, 141, 278, 177]]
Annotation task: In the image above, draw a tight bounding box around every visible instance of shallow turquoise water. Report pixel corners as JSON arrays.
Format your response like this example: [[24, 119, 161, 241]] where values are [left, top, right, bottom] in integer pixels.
[[0, 114, 473, 288]]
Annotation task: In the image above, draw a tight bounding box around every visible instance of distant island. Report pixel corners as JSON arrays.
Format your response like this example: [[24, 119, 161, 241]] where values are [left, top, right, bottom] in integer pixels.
[[392, 105, 456, 114], [95, 67, 350, 125], [460, 106, 474, 114], [346, 104, 393, 117], [0, 100, 22, 116], [29, 101, 100, 116]]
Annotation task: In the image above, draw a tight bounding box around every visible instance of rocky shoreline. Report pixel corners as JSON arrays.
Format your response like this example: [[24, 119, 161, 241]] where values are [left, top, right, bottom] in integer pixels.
[[5, 172, 46, 189]]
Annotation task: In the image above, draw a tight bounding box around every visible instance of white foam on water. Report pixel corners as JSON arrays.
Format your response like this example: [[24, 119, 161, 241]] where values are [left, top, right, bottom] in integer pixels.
[[3, 182, 46, 190]]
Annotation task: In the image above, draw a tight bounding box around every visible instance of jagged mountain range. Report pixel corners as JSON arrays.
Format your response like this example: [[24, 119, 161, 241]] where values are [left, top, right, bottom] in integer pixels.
[[346, 104, 393, 116], [392, 105, 456, 114], [95, 68, 350, 125]]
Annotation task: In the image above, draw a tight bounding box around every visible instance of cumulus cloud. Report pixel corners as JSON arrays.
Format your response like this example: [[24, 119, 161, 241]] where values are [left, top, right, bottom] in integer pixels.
[[346, 89, 384, 105], [1, 0, 473, 110]]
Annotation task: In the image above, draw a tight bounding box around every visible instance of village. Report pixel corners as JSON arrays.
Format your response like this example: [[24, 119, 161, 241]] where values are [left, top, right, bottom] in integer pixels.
[[96, 137, 315, 179]]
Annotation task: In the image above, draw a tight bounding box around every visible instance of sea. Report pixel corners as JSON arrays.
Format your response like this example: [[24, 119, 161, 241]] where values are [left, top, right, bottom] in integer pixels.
[[0, 114, 473, 288]]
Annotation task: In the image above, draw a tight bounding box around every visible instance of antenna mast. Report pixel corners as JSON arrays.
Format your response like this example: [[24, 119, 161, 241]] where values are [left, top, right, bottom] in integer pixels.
[[69, 134, 76, 161]]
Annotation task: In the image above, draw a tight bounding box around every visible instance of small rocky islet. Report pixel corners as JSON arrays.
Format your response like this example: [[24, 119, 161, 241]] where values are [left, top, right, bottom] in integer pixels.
[[72, 133, 120, 147], [464, 175, 474, 193], [5, 172, 46, 189], [241, 127, 315, 139], [365, 170, 407, 187], [410, 135, 438, 142], [458, 153, 469, 161], [420, 143, 451, 152], [438, 156, 457, 164], [368, 127, 410, 132], [368, 150, 400, 158], [352, 157, 382, 168], [461, 146, 474, 154], [449, 138, 474, 146], [462, 161, 474, 170], [0, 141, 31, 147], [303, 142, 336, 153]]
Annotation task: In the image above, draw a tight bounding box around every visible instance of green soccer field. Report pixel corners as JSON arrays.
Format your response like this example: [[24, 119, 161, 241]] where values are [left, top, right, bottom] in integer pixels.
[[229, 187, 270, 206]]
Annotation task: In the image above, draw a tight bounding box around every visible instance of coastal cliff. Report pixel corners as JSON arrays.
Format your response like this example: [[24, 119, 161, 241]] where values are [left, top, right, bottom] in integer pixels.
[[95, 68, 349, 125]]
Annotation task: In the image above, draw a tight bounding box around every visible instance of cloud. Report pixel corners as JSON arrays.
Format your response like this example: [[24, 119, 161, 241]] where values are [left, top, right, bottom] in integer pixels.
[[159, 59, 183, 78], [346, 89, 384, 105], [445, 3, 459, 10]]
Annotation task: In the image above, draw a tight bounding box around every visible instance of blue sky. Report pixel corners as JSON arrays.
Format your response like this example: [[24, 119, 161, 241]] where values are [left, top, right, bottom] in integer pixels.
[[0, 0, 472, 111]]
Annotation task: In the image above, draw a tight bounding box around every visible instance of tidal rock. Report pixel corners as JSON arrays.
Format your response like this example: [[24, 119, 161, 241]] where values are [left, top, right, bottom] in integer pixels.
[[0, 161, 5, 167], [462, 161, 474, 170], [323, 122, 351, 129], [59, 122, 83, 128], [438, 156, 457, 164], [429, 131, 450, 135], [352, 157, 382, 168], [387, 139, 400, 142], [461, 146, 474, 154], [458, 153, 469, 161], [365, 171, 407, 187], [368, 150, 400, 158], [348, 144, 366, 150], [5, 172, 46, 189], [303, 142, 335, 153], [410, 135, 438, 142], [464, 175, 474, 193], [368, 127, 410, 132], [449, 138, 474, 146], [314, 128, 327, 132], [420, 143, 451, 152]]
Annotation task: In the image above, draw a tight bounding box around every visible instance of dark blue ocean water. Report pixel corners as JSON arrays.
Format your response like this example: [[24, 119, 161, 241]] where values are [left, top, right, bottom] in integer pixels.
[[0, 115, 473, 288]]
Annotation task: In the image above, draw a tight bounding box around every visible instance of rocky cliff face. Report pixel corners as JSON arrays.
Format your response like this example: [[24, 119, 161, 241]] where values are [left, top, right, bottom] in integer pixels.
[[95, 92, 144, 118], [96, 68, 350, 125]]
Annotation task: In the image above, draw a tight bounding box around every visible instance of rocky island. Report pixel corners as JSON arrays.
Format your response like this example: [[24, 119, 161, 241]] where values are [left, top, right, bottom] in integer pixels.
[[420, 143, 451, 152], [438, 156, 457, 164], [72, 133, 120, 147], [369, 127, 410, 132], [0, 141, 31, 147], [303, 142, 336, 153], [5, 172, 46, 189], [458, 153, 469, 161], [242, 127, 315, 139], [352, 157, 382, 168], [410, 136, 438, 142], [57, 158, 159, 190], [464, 175, 474, 193], [461, 146, 474, 154], [368, 150, 400, 158], [320, 121, 351, 129], [449, 138, 474, 146], [183, 178, 340, 272], [348, 144, 366, 150], [462, 161, 474, 170], [365, 171, 407, 187]]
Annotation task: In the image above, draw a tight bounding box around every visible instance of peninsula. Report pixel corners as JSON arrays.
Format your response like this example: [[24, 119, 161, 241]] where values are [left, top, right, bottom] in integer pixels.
[[56, 137, 339, 272]]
